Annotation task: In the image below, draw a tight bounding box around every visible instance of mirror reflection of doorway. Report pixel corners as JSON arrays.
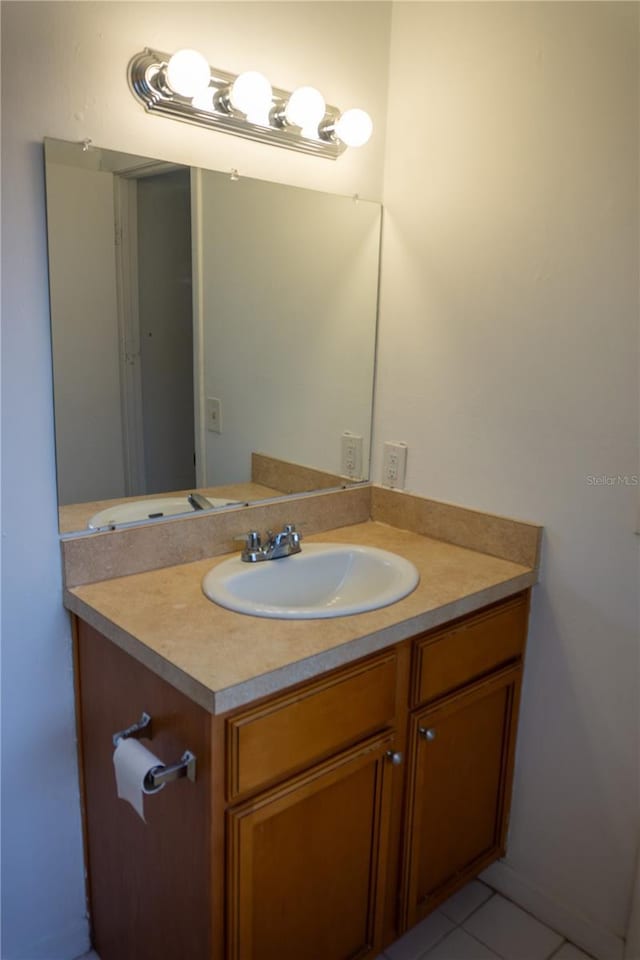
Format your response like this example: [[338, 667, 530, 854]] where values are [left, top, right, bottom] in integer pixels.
[[115, 167, 195, 496]]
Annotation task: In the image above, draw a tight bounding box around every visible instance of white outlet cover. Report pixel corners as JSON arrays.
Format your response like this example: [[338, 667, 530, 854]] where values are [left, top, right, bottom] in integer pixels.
[[383, 441, 408, 489], [341, 432, 363, 479]]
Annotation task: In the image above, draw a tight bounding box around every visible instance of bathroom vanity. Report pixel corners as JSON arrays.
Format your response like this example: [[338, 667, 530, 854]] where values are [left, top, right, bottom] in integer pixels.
[[45, 135, 543, 960], [66, 495, 540, 960]]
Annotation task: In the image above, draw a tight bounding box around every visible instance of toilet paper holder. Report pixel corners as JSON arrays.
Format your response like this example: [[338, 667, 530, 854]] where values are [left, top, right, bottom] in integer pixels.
[[112, 711, 197, 786], [145, 751, 197, 789], [113, 711, 152, 747]]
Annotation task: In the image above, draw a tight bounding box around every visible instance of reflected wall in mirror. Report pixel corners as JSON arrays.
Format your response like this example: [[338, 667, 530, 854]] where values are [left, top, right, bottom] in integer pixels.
[[44, 139, 381, 534]]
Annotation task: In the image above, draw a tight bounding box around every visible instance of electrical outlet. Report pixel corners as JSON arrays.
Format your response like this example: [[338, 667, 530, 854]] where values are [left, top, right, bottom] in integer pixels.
[[206, 397, 222, 434], [341, 432, 363, 479], [382, 441, 408, 489]]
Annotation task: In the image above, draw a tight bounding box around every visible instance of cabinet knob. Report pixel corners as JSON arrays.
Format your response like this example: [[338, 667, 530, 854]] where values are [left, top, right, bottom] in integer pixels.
[[419, 727, 437, 741], [385, 750, 403, 766]]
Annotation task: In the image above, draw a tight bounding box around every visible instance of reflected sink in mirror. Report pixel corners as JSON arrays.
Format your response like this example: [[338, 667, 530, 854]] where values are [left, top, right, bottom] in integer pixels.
[[88, 495, 240, 530], [202, 544, 420, 619]]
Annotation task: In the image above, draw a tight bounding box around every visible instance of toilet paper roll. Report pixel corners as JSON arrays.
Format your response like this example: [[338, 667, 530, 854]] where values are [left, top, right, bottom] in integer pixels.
[[113, 737, 165, 822]]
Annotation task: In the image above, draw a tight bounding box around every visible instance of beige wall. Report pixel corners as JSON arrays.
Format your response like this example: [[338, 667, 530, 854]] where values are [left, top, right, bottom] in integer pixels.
[[0, 3, 390, 957], [2, 3, 639, 959], [195, 168, 380, 485], [46, 159, 126, 504], [377, 4, 639, 958]]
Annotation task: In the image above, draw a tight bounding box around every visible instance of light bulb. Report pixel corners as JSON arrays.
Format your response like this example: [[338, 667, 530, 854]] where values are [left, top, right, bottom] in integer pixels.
[[165, 49, 211, 98], [335, 109, 373, 148], [285, 86, 326, 138], [191, 88, 215, 112], [229, 71, 272, 124]]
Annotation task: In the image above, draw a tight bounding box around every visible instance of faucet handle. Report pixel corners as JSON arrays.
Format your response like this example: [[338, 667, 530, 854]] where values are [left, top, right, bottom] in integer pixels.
[[283, 523, 303, 543], [269, 524, 303, 547], [234, 530, 261, 550]]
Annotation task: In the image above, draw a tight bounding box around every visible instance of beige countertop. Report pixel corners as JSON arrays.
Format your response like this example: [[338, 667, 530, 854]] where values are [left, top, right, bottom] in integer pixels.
[[58, 482, 282, 535], [65, 519, 536, 715]]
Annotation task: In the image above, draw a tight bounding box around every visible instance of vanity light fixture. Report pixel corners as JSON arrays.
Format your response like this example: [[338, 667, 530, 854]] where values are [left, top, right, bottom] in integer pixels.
[[128, 48, 373, 159]]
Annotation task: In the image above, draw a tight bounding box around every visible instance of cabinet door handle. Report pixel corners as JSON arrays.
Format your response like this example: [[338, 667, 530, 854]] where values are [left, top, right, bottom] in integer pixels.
[[385, 750, 403, 766], [419, 727, 437, 741]]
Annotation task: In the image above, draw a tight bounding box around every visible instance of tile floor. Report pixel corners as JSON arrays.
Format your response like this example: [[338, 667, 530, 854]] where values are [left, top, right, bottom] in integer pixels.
[[77, 881, 596, 960], [378, 881, 595, 960]]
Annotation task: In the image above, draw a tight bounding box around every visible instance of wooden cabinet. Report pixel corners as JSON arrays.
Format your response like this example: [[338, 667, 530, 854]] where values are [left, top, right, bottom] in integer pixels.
[[226, 652, 397, 801], [75, 590, 529, 960], [224, 653, 400, 960], [227, 733, 394, 960], [411, 593, 528, 707], [399, 593, 528, 928], [403, 664, 522, 927], [75, 622, 213, 960]]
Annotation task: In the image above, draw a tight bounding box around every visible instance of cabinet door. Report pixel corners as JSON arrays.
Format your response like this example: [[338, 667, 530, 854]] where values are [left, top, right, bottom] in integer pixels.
[[403, 665, 521, 927], [227, 733, 396, 960]]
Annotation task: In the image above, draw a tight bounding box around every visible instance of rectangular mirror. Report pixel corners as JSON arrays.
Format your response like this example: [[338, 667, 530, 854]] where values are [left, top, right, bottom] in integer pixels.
[[44, 138, 381, 535]]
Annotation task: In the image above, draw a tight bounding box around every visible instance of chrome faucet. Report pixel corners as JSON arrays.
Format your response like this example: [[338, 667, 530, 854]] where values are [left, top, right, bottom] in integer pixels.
[[188, 493, 213, 511], [237, 524, 302, 562]]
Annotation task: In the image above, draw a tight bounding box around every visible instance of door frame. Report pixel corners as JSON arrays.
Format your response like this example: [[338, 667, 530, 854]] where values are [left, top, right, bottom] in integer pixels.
[[113, 160, 192, 495]]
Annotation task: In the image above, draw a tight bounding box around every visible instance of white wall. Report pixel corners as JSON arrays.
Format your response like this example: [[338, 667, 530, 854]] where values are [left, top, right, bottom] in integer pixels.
[[46, 157, 126, 505], [0, 3, 390, 957], [4, 3, 638, 958], [195, 168, 380, 484], [377, 4, 639, 957]]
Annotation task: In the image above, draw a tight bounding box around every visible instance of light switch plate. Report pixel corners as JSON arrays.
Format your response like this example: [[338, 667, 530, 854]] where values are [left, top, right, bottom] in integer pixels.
[[206, 397, 222, 434]]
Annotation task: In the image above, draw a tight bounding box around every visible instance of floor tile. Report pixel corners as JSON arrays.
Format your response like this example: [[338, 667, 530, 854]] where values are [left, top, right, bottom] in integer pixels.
[[463, 894, 563, 960], [551, 944, 595, 960], [439, 881, 494, 924], [423, 928, 502, 959], [385, 910, 455, 960]]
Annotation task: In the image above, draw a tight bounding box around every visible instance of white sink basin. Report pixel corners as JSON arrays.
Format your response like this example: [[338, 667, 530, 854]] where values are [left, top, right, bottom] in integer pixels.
[[202, 543, 420, 619], [88, 495, 240, 529]]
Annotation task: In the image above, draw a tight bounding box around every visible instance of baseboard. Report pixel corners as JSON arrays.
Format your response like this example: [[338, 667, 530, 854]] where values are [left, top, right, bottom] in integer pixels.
[[481, 860, 625, 960]]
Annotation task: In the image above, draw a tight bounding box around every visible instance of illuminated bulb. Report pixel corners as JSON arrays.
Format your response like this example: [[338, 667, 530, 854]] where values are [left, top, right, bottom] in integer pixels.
[[285, 86, 326, 138], [229, 71, 272, 124], [191, 88, 215, 112], [165, 49, 211, 98], [335, 108, 373, 148]]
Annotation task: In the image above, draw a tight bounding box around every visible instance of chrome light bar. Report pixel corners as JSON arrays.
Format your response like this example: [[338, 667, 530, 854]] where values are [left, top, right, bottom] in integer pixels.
[[128, 48, 350, 160]]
